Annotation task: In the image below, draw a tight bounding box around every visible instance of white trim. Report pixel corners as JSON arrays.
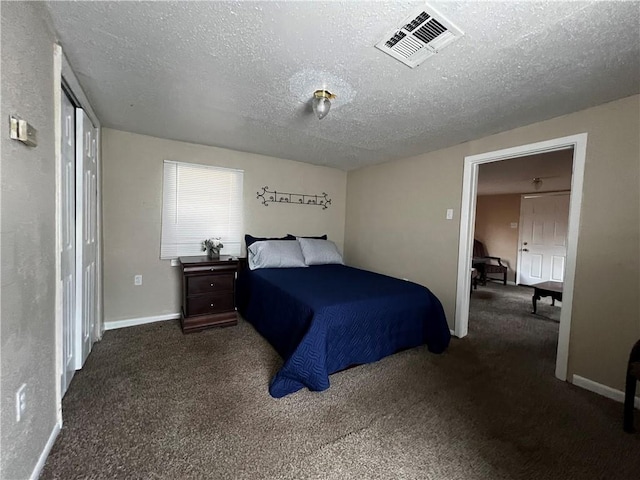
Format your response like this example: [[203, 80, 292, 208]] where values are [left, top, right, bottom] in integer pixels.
[[455, 133, 588, 383], [29, 420, 62, 480], [454, 158, 478, 338], [104, 313, 181, 331], [555, 136, 587, 381], [53, 44, 63, 426], [572, 375, 640, 410], [450, 329, 456, 337]]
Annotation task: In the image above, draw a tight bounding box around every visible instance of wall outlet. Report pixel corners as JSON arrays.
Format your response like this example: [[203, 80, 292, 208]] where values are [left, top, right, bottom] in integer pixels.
[[16, 384, 26, 422], [134, 275, 142, 286]]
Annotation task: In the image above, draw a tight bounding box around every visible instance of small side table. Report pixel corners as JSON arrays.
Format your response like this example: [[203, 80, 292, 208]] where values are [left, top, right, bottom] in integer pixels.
[[528, 281, 563, 314], [179, 256, 239, 333]]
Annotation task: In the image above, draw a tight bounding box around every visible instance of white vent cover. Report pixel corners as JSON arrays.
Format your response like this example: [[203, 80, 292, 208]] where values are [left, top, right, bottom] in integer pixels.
[[375, 4, 464, 68]]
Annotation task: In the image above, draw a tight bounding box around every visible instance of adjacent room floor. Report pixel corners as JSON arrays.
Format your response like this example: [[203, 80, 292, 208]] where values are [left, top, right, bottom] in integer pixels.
[[41, 284, 639, 479]]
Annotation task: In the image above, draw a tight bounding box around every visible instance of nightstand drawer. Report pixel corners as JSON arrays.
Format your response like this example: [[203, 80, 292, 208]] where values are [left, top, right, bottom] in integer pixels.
[[187, 292, 234, 317], [187, 273, 234, 295]]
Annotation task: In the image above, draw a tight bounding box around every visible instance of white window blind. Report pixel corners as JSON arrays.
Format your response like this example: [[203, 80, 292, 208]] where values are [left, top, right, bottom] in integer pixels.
[[161, 160, 243, 259]]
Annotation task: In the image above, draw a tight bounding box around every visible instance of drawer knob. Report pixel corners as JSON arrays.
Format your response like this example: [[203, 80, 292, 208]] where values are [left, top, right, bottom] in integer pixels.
[[210, 283, 214, 287], [210, 303, 214, 307]]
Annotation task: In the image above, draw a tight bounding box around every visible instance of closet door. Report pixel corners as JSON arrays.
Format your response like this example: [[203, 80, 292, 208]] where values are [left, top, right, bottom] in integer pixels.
[[61, 91, 76, 393], [75, 108, 97, 369]]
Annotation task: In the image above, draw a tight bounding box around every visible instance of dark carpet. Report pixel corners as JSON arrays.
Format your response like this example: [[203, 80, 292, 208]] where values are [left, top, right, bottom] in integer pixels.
[[41, 283, 639, 479]]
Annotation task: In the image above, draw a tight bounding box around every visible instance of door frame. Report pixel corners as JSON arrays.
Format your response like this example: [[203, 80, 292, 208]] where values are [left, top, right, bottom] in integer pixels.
[[54, 45, 103, 418], [516, 191, 571, 286], [454, 133, 587, 382]]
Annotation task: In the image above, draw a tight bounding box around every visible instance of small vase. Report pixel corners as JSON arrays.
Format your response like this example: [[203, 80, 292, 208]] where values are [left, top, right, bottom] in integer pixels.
[[207, 248, 220, 259]]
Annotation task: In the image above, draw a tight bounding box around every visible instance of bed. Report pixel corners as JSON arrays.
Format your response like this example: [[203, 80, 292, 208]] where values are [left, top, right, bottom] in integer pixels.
[[236, 260, 450, 398]]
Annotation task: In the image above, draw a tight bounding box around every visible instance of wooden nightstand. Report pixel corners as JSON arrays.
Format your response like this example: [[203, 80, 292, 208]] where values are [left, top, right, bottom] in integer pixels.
[[179, 256, 239, 333]]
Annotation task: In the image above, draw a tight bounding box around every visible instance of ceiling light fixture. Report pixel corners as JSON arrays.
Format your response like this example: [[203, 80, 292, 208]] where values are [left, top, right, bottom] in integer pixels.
[[312, 89, 336, 120], [532, 177, 543, 190]]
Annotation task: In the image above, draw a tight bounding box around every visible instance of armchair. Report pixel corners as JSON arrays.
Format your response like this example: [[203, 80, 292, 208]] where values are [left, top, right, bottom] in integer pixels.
[[472, 239, 508, 285]]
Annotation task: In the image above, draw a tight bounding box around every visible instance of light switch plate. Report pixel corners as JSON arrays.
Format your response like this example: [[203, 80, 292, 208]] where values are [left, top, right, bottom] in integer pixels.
[[446, 208, 454, 220], [9, 115, 37, 147]]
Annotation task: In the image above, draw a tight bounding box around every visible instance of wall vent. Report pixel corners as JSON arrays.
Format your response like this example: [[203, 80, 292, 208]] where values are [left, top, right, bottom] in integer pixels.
[[375, 4, 464, 68]]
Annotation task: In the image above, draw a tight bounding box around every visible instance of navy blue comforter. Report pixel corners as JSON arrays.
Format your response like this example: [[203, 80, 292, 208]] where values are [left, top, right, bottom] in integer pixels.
[[237, 264, 450, 398]]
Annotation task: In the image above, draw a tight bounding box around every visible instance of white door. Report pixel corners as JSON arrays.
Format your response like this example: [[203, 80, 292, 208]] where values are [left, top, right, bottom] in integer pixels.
[[75, 108, 97, 369], [61, 91, 76, 394], [517, 193, 570, 285]]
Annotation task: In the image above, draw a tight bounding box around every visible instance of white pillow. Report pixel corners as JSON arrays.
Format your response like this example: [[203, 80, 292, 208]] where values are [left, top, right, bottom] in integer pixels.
[[248, 240, 307, 270], [297, 238, 344, 266]]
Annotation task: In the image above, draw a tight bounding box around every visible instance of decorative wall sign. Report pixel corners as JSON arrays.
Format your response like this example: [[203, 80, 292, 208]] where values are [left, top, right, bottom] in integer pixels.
[[257, 186, 331, 210]]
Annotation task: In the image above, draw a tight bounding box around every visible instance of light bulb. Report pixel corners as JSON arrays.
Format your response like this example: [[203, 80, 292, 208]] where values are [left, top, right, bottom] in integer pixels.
[[313, 96, 331, 120], [532, 177, 543, 190], [312, 90, 335, 120]]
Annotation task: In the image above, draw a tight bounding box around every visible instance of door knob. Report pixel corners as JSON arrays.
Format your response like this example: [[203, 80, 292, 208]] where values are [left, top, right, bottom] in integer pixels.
[[522, 248, 529, 252]]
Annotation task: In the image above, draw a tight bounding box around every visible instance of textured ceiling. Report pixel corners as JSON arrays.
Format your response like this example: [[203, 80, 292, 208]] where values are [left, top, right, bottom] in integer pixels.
[[477, 150, 573, 196], [45, 1, 640, 171]]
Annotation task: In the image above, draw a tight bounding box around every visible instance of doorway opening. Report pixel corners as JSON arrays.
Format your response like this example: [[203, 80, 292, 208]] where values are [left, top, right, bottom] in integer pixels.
[[454, 134, 587, 382]]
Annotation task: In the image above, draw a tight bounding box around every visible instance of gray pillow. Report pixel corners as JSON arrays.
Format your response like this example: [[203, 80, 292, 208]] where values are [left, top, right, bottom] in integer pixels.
[[248, 240, 308, 270], [297, 238, 344, 266]]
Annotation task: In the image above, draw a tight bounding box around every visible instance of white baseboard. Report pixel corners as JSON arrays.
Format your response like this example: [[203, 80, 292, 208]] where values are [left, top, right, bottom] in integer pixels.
[[30, 419, 61, 480], [104, 313, 180, 331], [572, 374, 640, 409]]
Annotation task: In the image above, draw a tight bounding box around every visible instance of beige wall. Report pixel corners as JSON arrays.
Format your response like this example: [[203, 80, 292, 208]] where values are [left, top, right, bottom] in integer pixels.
[[475, 194, 521, 282], [345, 94, 640, 392], [102, 129, 347, 323], [1, 3, 59, 478]]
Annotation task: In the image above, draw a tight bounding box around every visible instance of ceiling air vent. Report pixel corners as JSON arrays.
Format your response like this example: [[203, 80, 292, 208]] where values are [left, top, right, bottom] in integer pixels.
[[375, 4, 464, 68]]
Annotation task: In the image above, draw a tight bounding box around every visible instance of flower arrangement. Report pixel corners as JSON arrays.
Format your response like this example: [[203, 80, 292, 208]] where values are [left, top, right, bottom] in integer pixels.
[[202, 237, 223, 258]]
